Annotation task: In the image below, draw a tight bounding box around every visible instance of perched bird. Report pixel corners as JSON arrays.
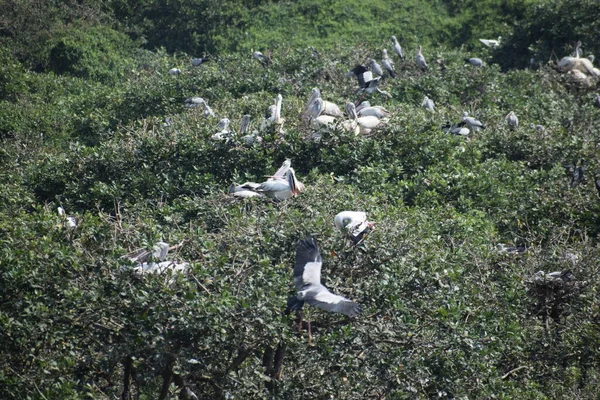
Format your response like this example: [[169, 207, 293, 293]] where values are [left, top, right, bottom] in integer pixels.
[[530, 270, 574, 284], [391, 36, 405, 60], [369, 59, 384, 78], [229, 182, 264, 198], [285, 235, 361, 317], [168, 68, 182, 75], [131, 242, 190, 276], [594, 173, 600, 197], [57, 206, 77, 229], [422, 96, 435, 112], [496, 244, 527, 254], [346, 102, 384, 135], [191, 57, 209, 67], [212, 118, 232, 140], [239, 115, 262, 145], [304, 89, 343, 119], [505, 111, 519, 129], [184, 97, 215, 117], [461, 112, 486, 131], [416, 45, 428, 71], [442, 122, 470, 136], [253, 51, 270, 66], [334, 211, 374, 244], [256, 160, 304, 201], [529, 123, 545, 133], [594, 93, 600, 109], [570, 159, 585, 188], [465, 58, 484, 67], [381, 49, 396, 78], [479, 37, 501, 48], [356, 102, 390, 119]]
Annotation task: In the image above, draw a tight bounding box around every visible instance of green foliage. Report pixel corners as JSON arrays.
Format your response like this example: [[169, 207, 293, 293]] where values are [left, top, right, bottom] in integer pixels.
[[2, 1, 600, 399]]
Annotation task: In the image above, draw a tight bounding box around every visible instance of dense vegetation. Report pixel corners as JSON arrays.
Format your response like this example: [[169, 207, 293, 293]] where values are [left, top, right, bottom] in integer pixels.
[[1, 0, 600, 398]]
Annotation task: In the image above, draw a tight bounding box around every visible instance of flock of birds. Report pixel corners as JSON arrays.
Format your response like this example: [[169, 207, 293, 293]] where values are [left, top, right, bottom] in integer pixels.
[[55, 37, 598, 324]]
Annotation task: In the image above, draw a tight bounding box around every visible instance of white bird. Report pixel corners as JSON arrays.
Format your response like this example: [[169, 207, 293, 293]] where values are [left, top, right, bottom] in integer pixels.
[[461, 112, 486, 131], [285, 235, 361, 317], [479, 37, 501, 48], [505, 111, 518, 129], [334, 211, 374, 243], [346, 102, 384, 135], [465, 58, 484, 67], [416, 45, 428, 71], [422, 96, 435, 112], [168, 68, 182, 75], [304, 90, 343, 119], [357, 104, 390, 119], [132, 242, 189, 276], [381, 49, 396, 78], [212, 118, 232, 140], [370, 59, 384, 77], [255, 160, 304, 202], [391, 36, 405, 60], [57, 206, 77, 229], [443, 123, 470, 136], [587, 54, 595, 63], [571, 41, 583, 58]]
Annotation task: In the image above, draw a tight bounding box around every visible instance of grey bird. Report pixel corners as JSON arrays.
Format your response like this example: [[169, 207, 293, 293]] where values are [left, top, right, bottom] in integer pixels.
[[286, 236, 361, 317], [465, 58, 484, 67], [594, 93, 600, 109], [416, 45, 428, 71], [191, 57, 209, 67], [381, 49, 396, 78], [370, 59, 384, 77], [422, 96, 435, 112], [347, 65, 391, 98], [391, 36, 405, 60], [505, 111, 518, 129], [461, 112, 486, 131]]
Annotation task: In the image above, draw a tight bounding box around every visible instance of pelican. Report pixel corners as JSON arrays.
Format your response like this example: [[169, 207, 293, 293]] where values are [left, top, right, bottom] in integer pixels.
[[132, 242, 190, 276], [272, 94, 284, 125], [442, 123, 470, 136], [505, 111, 518, 129], [191, 57, 209, 67], [370, 59, 384, 78], [587, 55, 595, 63], [381, 49, 396, 78], [346, 102, 383, 135], [465, 58, 483, 67], [256, 160, 304, 201], [479, 37, 501, 48], [334, 211, 374, 244], [357, 104, 390, 119], [571, 41, 583, 58], [391, 36, 405, 60], [239, 115, 262, 145], [422, 96, 435, 112], [461, 112, 486, 131], [184, 97, 204, 108], [168, 68, 182, 75], [304, 90, 343, 119], [285, 235, 361, 317], [594, 93, 600, 109], [57, 206, 77, 229], [212, 118, 232, 140], [229, 182, 264, 198], [416, 45, 428, 71]]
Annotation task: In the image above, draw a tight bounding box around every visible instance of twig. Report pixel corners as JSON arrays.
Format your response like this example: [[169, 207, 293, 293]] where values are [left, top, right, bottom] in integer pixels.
[[501, 365, 529, 380]]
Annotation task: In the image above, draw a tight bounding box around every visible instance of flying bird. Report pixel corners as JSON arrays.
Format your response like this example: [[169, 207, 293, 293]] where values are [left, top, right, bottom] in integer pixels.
[[479, 37, 501, 48], [286, 235, 361, 317], [334, 211, 374, 243]]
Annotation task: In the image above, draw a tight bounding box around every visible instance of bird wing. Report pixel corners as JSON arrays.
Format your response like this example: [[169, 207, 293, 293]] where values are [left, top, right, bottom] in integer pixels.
[[307, 286, 362, 317], [257, 179, 290, 193], [293, 235, 322, 289]]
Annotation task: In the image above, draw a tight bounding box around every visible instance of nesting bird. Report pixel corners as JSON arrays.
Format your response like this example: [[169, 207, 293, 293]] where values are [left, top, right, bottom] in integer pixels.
[[346, 102, 385, 136], [57, 206, 77, 229], [461, 112, 486, 131], [191, 57, 209, 67], [381, 49, 396, 78], [479, 37, 501, 48], [131, 242, 190, 276], [168, 68, 182, 75], [212, 118, 232, 140], [252, 51, 271, 66], [465, 58, 484, 67]]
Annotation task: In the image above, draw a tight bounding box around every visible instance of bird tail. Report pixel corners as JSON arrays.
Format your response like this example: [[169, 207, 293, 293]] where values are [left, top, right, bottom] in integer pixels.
[[388, 70, 396, 78], [285, 296, 304, 315]]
